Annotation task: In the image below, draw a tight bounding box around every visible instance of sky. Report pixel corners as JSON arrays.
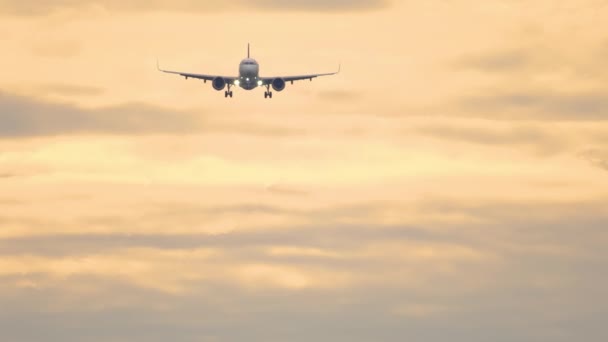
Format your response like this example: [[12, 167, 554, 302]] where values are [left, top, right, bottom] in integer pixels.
[[1, 0, 608, 341]]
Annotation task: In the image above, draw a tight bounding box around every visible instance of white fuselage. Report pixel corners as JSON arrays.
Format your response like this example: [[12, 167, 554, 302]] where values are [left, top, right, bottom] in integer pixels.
[[237, 58, 260, 90]]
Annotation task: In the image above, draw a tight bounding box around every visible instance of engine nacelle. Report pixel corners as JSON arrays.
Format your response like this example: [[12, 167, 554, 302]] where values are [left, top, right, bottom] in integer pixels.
[[212, 77, 226, 91], [272, 78, 286, 92]]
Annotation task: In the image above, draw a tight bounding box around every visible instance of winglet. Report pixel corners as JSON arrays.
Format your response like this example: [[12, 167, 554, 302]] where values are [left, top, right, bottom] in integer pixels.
[[156, 58, 161, 71], [247, 43, 250, 58], [337, 63, 341, 74]]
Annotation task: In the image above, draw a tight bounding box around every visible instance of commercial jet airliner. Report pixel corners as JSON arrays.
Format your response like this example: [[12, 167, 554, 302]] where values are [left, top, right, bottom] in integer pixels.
[[157, 44, 340, 99]]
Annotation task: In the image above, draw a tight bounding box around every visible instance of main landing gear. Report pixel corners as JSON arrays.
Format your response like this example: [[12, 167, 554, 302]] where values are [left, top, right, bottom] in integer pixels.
[[225, 85, 233, 98], [264, 85, 273, 99]]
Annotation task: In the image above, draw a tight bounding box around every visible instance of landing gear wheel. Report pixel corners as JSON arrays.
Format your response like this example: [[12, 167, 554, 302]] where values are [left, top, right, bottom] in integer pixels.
[[229, 91, 233, 98], [264, 84, 273, 99]]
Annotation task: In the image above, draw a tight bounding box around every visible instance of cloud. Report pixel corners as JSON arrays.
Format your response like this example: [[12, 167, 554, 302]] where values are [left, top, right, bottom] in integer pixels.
[[251, 0, 389, 12], [264, 183, 309, 196], [0, 196, 607, 341], [450, 41, 608, 123], [0, 282, 602, 342], [0, 198, 21, 205], [31, 40, 82, 58], [456, 49, 532, 72], [34, 84, 104, 96], [459, 91, 608, 121], [0, 91, 300, 137], [0, 1, 220, 15], [2, 197, 606, 258], [317, 90, 363, 102], [0, 91, 199, 136], [414, 123, 567, 155], [0, 225, 441, 258], [0, 198, 606, 341], [0, 0, 390, 16], [579, 149, 608, 172]]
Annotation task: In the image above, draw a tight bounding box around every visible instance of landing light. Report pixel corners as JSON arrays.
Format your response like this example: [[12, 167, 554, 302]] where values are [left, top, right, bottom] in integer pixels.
[[257, 80, 263, 86], [246, 78, 250, 81], [234, 80, 240, 86]]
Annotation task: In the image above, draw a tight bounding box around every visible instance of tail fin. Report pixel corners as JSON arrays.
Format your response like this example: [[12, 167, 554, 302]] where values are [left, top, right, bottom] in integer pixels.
[[247, 43, 250, 58]]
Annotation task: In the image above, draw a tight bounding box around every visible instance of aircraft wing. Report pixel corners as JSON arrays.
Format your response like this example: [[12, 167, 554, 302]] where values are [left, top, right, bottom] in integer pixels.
[[157, 61, 236, 82], [261, 65, 340, 84]]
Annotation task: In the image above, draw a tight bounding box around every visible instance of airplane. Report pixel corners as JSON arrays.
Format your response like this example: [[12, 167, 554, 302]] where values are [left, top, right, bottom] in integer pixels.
[[157, 44, 340, 99]]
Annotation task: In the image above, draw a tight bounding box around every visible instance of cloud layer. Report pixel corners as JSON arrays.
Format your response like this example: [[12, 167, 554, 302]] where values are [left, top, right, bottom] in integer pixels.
[[0, 91, 300, 137], [0, 196, 606, 341], [2, 1, 608, 341], [0, 0, 389, 15]]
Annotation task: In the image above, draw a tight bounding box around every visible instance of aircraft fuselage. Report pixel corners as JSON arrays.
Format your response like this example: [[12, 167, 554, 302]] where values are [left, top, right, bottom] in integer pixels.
[[237, 58, 261, 90]]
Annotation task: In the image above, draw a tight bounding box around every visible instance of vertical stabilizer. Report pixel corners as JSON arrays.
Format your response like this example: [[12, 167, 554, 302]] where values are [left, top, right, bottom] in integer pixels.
[[248, 43, 250, 58]]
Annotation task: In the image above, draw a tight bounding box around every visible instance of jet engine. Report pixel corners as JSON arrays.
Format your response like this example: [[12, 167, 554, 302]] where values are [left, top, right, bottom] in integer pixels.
[[212, 77, 226, 91], [272, 78, 286, 92]]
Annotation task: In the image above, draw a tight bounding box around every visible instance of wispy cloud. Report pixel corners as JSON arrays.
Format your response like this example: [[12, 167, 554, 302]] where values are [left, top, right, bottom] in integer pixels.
[[414, 123, 567, 155], [0, 0, 390, 16], [0, 196, 606, 340], [0, 91, 301, 137], [579, 149, 608, 172], [317, 90, 363, 102], [459, 91, 608, 121], [30, 40, 82, 58], [251, 0, 390, 12], [455, 49, 532, 72], [34, 84, 104, 96]]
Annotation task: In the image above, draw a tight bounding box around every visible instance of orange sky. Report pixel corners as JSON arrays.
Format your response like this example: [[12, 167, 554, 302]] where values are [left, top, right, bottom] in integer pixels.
[[1, 1, 608, 341]]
